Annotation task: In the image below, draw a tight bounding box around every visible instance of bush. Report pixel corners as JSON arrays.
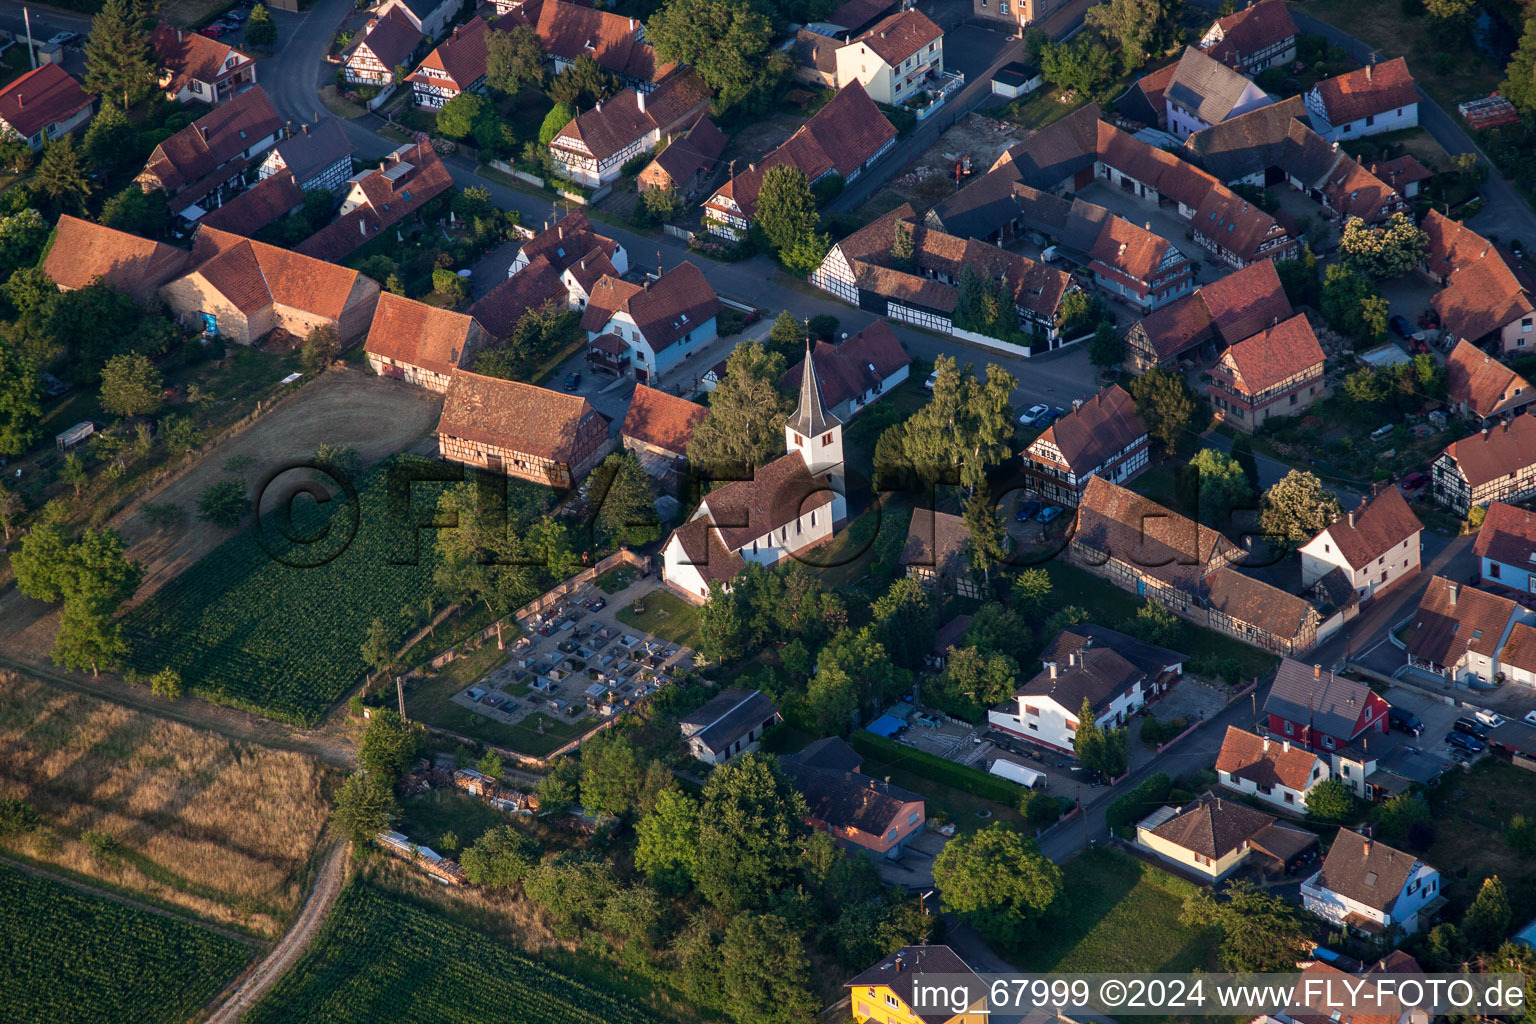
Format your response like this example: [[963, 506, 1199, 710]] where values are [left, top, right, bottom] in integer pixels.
[[196, 478, 250, 528], [1106, 772, 1173, 838], [848, 733, 1020, 803]]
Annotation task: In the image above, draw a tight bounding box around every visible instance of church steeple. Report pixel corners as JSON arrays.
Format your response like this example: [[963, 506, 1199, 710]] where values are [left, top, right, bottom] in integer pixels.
[[785, 338, 843, 478]]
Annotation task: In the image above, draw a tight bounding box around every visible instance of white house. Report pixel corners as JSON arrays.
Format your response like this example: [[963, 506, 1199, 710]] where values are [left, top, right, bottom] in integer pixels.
[[1214, 725, 1329, 811], [833, 8, 945, 106], [510, 211, 629, 280], [1136, 792, 1317, 881], [547, 72, 709, 188], [1302, 829, 1444, 936], [781, 320, 909, 422], [1403, 576, 1533, 686], [678, 688, 782, 764], [1475, 501, 1536, 594], [579, 262, 720, 383], [374, 0, 464, 42], [1164, 46, 1273, 138], [1305, 58, 1418, 141], [661, 347, 849, 602], [1299, 487, 1423, 602], [0, 64, 94, 152]]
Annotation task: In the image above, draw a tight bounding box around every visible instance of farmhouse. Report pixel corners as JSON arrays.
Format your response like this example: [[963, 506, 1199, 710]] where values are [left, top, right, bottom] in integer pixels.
[[467, 255, 569, 339], [1215, 725, 1329, 811], [151, 24, 256, 106], [1205, 313, 1327, 432], [406, 17, 490, 109], [782, 321, 910, 422], [900, 508, 983, 600], [1124, 258, 1293, 371], [162, 225, 381, 344], [1421, 211, 1536, 354], [136, 86, 281, 221], [1445, 339, 1535, 425], [1136, 792, 1316, 881], [1403, 576, 1530, 685], [547, 71, 710, 188], [511, 210, 629, 281], [1302, 829, 1443, 935], [1431, 415, 1536, 515], [42, 215, 189, 302], [524, 1, 673, 91], [1163, 46, 1273, 137], [435, 371, 613, 487], [637, 116, 726, 198], [678, 688, 781, 764], [257, 119, 355, 193], [0, 64, 94, 151], [343, 8, 424, 88], [782, 737, 925, 859], [1305, 58, 1418, 141], [364, 292, 489, 391], [1197, 0, 1297, 75], [1021, 384, 1149, 507], [1298, 487, 1423, 602], [197, 169, 304, 236], [580, 261, 721, 382], [295, 141, 453, 262]]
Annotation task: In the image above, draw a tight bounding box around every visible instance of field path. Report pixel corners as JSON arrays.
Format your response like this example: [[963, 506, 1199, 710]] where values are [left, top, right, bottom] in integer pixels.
[[202, 840, 350, 1024]]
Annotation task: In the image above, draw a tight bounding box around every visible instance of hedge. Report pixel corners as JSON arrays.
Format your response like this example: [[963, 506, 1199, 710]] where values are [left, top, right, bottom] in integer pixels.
[[1105, 772, 1174, 839], [849, 732, 1023, 805]]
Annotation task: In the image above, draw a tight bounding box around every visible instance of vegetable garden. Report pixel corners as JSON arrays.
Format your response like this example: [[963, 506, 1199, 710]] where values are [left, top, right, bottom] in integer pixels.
[[245, 882, 686, 1024], [0, 864, 251, 1024]]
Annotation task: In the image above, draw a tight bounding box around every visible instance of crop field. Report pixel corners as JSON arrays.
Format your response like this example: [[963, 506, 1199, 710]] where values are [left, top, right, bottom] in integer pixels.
[[245, 882, 687, 1024], [121, 456, 444, 724], [0, 671, 333, 938], [0, 863, 251, 1024]]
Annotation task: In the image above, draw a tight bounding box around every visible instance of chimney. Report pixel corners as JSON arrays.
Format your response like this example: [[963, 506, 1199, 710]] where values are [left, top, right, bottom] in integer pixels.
[[1366, 64, 1372, 82], [1448, 581, 1458, 606], [1347, 510, 1355, 529], [454, 23, 461, 36], [177, 27, 183, 42], [1067, 650, 1077, 668], [557, 225, 563, 239], [199, 124, 210, 142], [1313, 664, 1321, 679], [637, 90, 646, 113], [360, 219, 367, 237], [1072, 398, 1083, 411], [1282, 739, 1290, 753], [14, 94, 21, 109], [1047, 661, 1058, 679], [301, 123, 309, 135]]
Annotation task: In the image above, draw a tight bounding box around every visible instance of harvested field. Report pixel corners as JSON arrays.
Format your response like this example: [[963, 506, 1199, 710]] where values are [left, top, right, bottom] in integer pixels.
[[0, 671, 335, 938]]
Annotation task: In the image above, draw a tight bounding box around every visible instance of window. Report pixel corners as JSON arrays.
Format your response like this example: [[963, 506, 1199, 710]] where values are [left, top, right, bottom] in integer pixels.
[[1524, 317, 1533, 333], [1366, 114, 1375, 126], [1322, 735, 1336, 750], [1284, 720, 1294, 736], [821, 432, 833, 445], [1195, 853, 1212, 866], [886, 993, 901, 1009], [908, 812, 919, 824], [810, 511, 817, 527], [1491, 562, 1502, 579], [1284, 792, 1295, 804], [1025, 705, 1039, 716], [999, 0, 1009, 11]]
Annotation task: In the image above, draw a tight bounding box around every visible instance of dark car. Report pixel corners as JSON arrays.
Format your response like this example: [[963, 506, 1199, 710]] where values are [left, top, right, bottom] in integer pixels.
[[1389, 707, 1424, 736], [1454, 716, 1490, 740], [563, 371, 581, 391], [1389, 314, 1414, 339], [1036, 406, 1066, 428], [1015, 500, 1043, 522], [1402, 471, 1428, 491], [1447, 731, 1486, 754]]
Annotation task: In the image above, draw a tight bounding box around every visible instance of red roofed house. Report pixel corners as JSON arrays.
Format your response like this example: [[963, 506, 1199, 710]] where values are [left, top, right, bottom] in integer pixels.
[[1299, 486, 1423, 602], [1022, 384, 1149, 507], [1432, 414, 1536, 515], [197, 168, 305, 236], [638, 116, 726, 199], [1421, 211, 1536, 356], [833, 9, 946, 106], [1445, 339, 1535, 426], [0, 64, 94, 152], [1197, 0, 1297, 75], [1136, 791, 1316, 881], [1474, 501, 1536, 595], [510, 210, 629, 282], [136, 85, 282, 221], [1215, 726, 1328, 811], [344, 8, 424, 88], [781, 738, 925, 859], [548, 70, 710, 187], [406, 17, 489, 109], [42, 215, 189, 303], [661, 350, 847, 602], [161, 225, 382, 344], [364, 291, 489, 391], [1125, 257, 1294, 371], [1206, 312, 1327, 432], [373, 0, 464, 42], [704, 82, 896, 240], [436, 370, 613, 487], [1403, 576, 1531, 686], [1305, 57, 1418, 140], [1367, 155, 1432, 199], [151, 24, 256, 106], [467, 253, 569, 339], [620, 383, 707, 481], [527, 1, 673, 92], [579, 261, 721, 383], [1263, 657, 1390, 753], [781, 320, 910, 422], [258, 119, 355, 194], [295, 141, 452, 262]]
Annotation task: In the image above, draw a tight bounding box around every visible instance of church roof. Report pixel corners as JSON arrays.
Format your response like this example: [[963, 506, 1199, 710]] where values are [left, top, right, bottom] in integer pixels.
[[785, 338, 840, 438]]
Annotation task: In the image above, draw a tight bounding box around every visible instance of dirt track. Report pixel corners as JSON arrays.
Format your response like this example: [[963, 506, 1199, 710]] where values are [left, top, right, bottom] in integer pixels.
[[203, 840, 350, 1024]]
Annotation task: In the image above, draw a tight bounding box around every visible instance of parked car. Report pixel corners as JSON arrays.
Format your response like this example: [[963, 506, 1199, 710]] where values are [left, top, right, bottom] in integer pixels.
[[1037, 406, 1066, 428], [1454, 716, 1490, 741], [46, 31, 78, 46], [1389, 707, 1423, 737], [1402, 471, 1428, 491], [563, 371, 580, 391], [222, 8, 249, 20], [1446, 731, 1486, 754], [1037, 505, 1065, 524], [1525, 710, 1536, 727], [199, 23, 227, 36], [1389, 314, 1414, 339], [1018, 403, 1050, 426], [1015, 499, 1043, 522], [924, 370, 939, 390]]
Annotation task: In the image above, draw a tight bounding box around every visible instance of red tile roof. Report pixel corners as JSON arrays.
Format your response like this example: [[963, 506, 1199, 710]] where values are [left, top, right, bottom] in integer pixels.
[[531, 1, 672, 83], [1432, 243, 1536, 344], [363, 291, 484, 377], [198, 170, 304, 236], [406, 16, 490, 91], [1472, 501, 1536, 567], [782, 320, 909, 412], [1404, 575, 1518, 667], [1075, 476, 1240, 590], [42, 214, 189, 301], [437, 369, 608, 462], [1150, 791, 1277, 859], [1215, 725, 1320, 791], [1126, 61, 1177, 122], [1438, 414, 1536, 489], [1446, 339, 1534, 420], [579, 261, 720, 353], [467, 254, 569, 338], [621, 383, 706, 454], [349, 8, 423, 70], [295, 141, 452, 262], [189, 224, 370, 319], [1366, 154, 1431, 192], [1133, 258, 1292, 362], [552, 70, 709, 162], [850, 9, 942, 67], [1205, 566, 1319, 644], [1312, 57, 1416, 126], [1317, 486, 1422, 570], [518, 211, 621, 277], [643, 115, 725, 189], [0, 64, 92, 140], [1499, 622, 1536, 678], [151, 23, 251, 93], [1214, 312, 1324, 395], [139, 85, 280, 196], [1192, 183, 1290, 262], [1089, 214, 1179, 285], [1200, 0, 1296, 70], [1027, 385, 1146, 476]]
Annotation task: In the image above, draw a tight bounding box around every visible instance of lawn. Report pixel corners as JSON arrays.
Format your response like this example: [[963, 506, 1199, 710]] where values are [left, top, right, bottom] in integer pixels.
[[1425, 757, 1536, 916], [851, 741, 1028, 834], [615, 589, 702, 649], [397, 789, 516, 850], [1018, 847, 1220, 973], [404, 645, 590, 757], [1001, 86, 1092, 132]]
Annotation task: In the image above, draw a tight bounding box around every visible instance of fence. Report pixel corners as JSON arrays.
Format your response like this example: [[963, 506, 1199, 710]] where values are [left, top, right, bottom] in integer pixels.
[[663, 224, 696, 244], [511, 548, 651, 623], [486, 159, 547, 189]]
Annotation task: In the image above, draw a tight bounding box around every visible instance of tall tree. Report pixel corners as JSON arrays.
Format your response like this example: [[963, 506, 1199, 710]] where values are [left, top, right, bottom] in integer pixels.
[[1260, 470, 1342, 544], [962, 484, 1007, 586], [460, 825, 539, 889], [0, 342, 41, 456], [589, 452, 659, 547], [486, 24, 546, 95], [244, 3, 276, 47], [1465, 875, 1512, 950], [579, 730, 641, 816], [1183, 447, 1252, 523], [98, 352, 163, 418], [546, 54, 616, 107], [931, 823, 1063, 944], [1181, 879, 1315, 971], [901, 356, 1017, 492], [0, 484, 22, 544], [1087, 321, 1123, 370], [34, 137, 92, 213], [82, 104, 137, 178], [694, 752, 807, 913], [648, 0, 784, 113], [869, 576, 934, 670], [754, 165, 820, 256], [98, 184, 166, 237], [357, 708, 422, 782], [1338, 213, 1429, 281], [686, 341, 791, 475], [83, 0, 158, 109], [1128, 367, 1196, 457], [1503, 16, 1536, 115], [331, 770, 397, 845], [1084, 0, 1167, 72], [14, 526, 143, 675], [635, 787, 700, 894], [719, 913, 819, 1024]]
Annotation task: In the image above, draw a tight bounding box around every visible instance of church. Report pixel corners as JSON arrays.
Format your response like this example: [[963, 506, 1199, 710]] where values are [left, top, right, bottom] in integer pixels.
[[661, 344, 849, 602]]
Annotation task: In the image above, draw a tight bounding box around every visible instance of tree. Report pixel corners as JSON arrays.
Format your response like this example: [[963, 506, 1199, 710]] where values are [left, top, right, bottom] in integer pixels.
[[98, 185, 166, 237], [767, 310, 805, 361], [360, 618, 397, 682], [869, 576, 934, 670], [538, 102, 576, 146], [1183, 447, 1252, 522], [436, 91, 489, 141], [546, 54, 615, 108], [1338, 213, 1429, 281], [1231, 432, 1260, 492], [0, 343, 41, 456], [1320, 263, 1380, 343], [312, 443, 360, 486], [1371, 792, 1430, 844], [0, 484, 22, 544], [1465, 874, 1512, 950], [82, 105, 136, 178], [931, 823, 1063, 944], [332, 770, 396, 845], [1012, 567, 1053, 612], [635, 787, 700, 894], [432, 267, 468, 303], [34, 138, 91, 214], [148, 667, 183, 698], [1039, 34, 1115, 97], [695, 752, 808, 914], [962, 484, 1007, 586], [476, 750, 504, 780], [244, 3, 276, 46], [196, 478, 249, 528], [719, 913, 819, 1024], [780, 229, 832, 275], [486, 23, 545, 95], [579, 730, 641, 816], [61, 452, 87, 498], [1360, 294, 1389, 345], [1128, 367, 1196, 457], [590, 452, 659, 546], [98, 352, 163, 418], [901, 355, 1017, 492], [686, 341, 791, 475], [1275, 247, 1321, 308], [302, 325, 341, 371], [1128, 599, 1182, 648], [1181, 879, 1315, 971], [755, 165, 820, 258], [1085, 0, 1167, 71], [13, 526, 142, 675], [648, 0, 783, 114], [82, 0, 158, 108], [639, 183, 680, 223], [0, 208, 48, 283], [358, 708, 422, 783], [1304, 776, 1355, 822], [890, 221, 914, 271], [1260, 470, 1342, 545], [1502, 16, 1536, 116], [460, 825, 539, 888], [1087, 321, 1123, 370]]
